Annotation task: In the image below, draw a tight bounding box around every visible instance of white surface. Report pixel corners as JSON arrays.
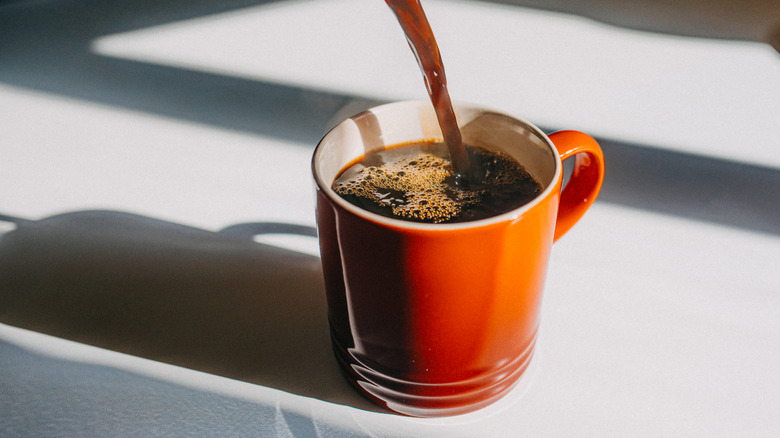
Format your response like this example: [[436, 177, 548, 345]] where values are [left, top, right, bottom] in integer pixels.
[[2, 0, 779, 437], [0, 84, 311, 230], [91, 0, 780, 168]]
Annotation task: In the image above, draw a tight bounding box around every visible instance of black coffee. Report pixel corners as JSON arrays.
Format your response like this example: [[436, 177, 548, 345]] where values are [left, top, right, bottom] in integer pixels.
[[332, 142, 543, 224]]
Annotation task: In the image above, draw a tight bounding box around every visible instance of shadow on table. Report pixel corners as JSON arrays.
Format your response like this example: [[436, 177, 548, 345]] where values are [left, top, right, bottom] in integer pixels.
[[595, 138, 780, 236], [0, 0, 383, 146], [0, 210, 381, 413], [0, 340, 354, 437], [479, 0, 780, 49]]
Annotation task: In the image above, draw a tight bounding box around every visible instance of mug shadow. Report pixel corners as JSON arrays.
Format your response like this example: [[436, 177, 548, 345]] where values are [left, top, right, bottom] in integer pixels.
[[0, 210, 381, 412]]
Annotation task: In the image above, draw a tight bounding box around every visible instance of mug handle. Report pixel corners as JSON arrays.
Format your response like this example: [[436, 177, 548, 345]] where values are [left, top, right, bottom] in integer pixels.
[[547, 130, 605, 242]]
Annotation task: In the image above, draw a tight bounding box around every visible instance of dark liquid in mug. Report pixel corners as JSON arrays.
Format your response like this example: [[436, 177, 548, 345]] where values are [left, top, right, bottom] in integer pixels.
[[333, 142, 543, 224]]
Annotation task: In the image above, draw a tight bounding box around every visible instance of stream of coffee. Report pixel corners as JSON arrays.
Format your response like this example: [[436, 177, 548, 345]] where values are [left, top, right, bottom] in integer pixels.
[[384, 0, 471, 179]]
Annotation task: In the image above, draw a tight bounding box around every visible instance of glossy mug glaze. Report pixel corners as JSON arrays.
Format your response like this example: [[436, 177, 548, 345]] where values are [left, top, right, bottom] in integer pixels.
[[312, 101, 604, 416]]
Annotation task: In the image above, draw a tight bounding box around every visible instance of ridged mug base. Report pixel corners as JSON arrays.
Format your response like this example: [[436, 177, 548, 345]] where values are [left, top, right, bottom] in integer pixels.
[[331, 334, 537, 417]]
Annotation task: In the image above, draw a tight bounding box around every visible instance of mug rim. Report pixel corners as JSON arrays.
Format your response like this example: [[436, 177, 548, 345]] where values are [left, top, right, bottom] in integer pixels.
[[312, 100, 562, 231]]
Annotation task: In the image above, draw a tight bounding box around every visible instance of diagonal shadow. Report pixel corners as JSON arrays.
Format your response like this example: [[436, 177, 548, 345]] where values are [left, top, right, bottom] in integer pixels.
[[0, 0, 384, 145], [0, 210, 382, 413], [0, 339, 365, 436], [1, 0, 778, 236], [475, 0, 780, 45], [1, 0, 284, 38], [595, 138, 780, 236]]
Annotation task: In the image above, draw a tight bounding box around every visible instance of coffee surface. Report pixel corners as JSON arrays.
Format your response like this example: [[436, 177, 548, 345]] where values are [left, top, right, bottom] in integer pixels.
[[333, 142, 542, 223]]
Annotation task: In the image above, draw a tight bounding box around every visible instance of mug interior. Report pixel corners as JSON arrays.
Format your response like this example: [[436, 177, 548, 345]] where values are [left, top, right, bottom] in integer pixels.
[[313, 100, 560, 227]]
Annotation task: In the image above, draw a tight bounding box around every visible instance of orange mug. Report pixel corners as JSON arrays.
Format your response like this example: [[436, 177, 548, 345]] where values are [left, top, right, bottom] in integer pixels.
[[312, 100, 604, 416]]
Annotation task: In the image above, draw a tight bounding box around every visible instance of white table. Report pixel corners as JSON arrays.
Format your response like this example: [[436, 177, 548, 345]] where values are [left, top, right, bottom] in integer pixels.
[[2, 1, 779, 436]]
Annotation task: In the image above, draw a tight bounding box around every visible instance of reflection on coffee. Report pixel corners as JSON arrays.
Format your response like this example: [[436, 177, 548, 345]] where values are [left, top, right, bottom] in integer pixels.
[[332, 141, 542, 223]]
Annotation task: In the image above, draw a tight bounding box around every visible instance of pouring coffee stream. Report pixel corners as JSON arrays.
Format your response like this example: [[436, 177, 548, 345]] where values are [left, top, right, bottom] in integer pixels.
[[384, 0, 472, 181]]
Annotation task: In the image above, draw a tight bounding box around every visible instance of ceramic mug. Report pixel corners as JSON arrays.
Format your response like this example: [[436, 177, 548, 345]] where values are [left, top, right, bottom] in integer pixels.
[[312, 100, 604, 416]]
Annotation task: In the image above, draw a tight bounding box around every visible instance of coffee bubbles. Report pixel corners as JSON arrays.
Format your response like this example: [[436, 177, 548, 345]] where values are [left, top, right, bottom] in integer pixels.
[[333, 142, 543, 224]]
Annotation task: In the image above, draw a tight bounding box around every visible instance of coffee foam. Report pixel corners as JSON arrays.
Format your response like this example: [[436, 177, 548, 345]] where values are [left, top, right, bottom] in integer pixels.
[[334, 145, 542, 223], [333, 152, 467, 223]]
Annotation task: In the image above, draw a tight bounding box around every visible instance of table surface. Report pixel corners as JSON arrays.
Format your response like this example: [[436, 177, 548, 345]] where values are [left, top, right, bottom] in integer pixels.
[[2, 1, 779, 437]]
